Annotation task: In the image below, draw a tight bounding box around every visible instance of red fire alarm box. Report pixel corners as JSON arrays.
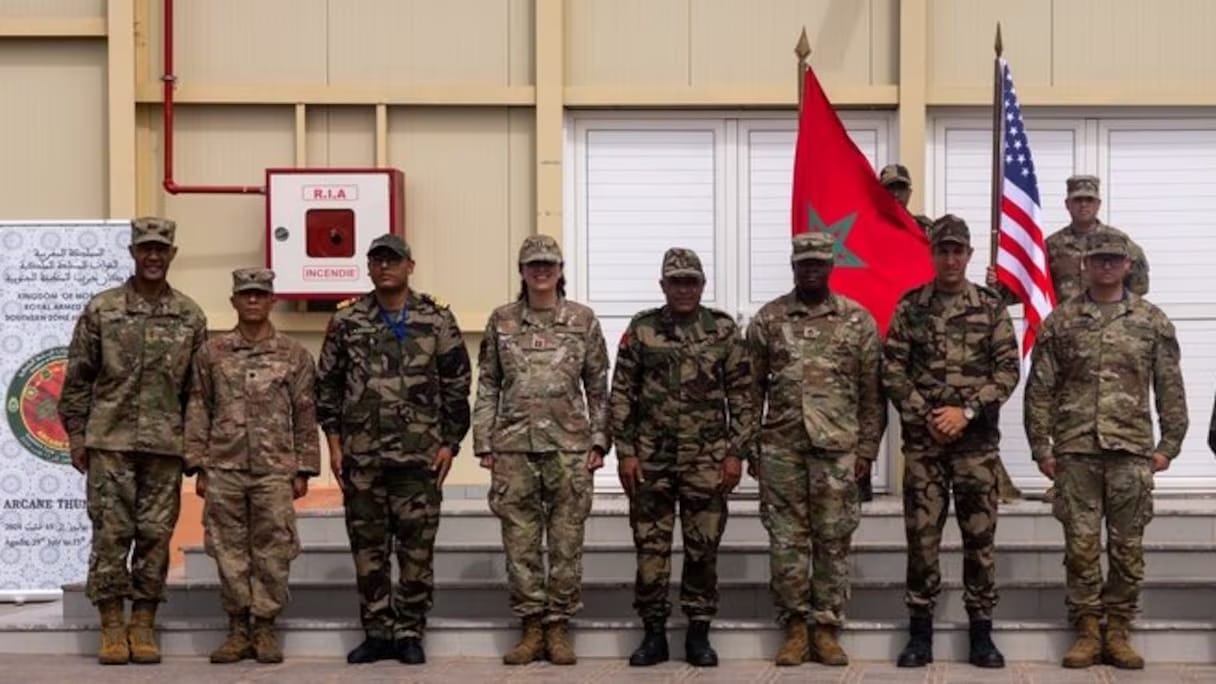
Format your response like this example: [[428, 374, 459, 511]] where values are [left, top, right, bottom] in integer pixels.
[[266, 168, 405, 299]]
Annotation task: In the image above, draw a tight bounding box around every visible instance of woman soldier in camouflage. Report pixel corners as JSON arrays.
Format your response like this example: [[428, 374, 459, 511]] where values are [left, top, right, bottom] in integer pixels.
[[473, 235, 611, 666]]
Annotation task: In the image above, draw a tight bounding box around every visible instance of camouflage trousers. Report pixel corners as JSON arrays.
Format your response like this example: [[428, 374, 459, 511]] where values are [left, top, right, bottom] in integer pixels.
[[84, 450, 183, 604], [343, 461, 441, 640], [203, 469, 301, 619], [903, 449, 999, 620], [759, 441, 860, 627], [1052, 452, 1154, 624], [488, 451, 593, 622], [630, 461, 728, 622]]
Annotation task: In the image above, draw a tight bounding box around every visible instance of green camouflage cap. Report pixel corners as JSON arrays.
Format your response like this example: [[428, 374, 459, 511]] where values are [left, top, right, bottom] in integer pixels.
[[1067, 174, 1101, 200], [131, 217, 176, 246], [661, 247, 705, 281], [232, 267, 275, 293], [929, 214, 971, 247], [1085, 231, 1130, 258], [367, 233, 411, 259], [879, 163, 912, 187], [518, 234, 563, 264], [791, 232, 835, 262]]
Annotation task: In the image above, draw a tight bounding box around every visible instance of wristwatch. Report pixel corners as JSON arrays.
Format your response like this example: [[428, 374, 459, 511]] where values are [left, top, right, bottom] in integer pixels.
[[962, 406, 977, 422]]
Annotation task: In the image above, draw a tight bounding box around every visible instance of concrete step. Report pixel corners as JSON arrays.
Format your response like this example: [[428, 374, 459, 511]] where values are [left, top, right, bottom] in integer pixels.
[[61, 578, 1216, 623], [4, 601, 1214, 662], [181, 540, 1216, 584], [295, 497, 1216, 547]]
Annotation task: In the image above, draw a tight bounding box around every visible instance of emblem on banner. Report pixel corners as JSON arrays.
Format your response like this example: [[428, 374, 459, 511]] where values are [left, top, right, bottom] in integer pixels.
[[5, 346, 70, 466]]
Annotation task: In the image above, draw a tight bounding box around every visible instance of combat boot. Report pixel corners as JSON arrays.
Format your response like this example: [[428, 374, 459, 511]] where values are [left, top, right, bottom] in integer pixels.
[[543, 620, 577, 665], [896, 616, 933, 667], [967, 619, 1005, 668], [1061, 615, 1102, 668], [96, 599, 129, 665], [209, 612, 253, 663], [502, 616, 545, 665], [810, 623, 849, 666], [127, 600, 161, 664], [683, 620, 718, 667], [774, 618, 808, 666], [346, 636, 394, 664], [1103, 616, 1145, 669], [996, 462, 1022, 503], [628, 619, 669, 667], [251, 617, 283, 664]]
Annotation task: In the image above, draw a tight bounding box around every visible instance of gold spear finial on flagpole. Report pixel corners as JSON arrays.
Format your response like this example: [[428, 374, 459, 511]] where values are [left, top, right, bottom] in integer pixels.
[[989, 22, 1004, 264], [995, 21, 1004, 57], [795, 27, 811, 107]]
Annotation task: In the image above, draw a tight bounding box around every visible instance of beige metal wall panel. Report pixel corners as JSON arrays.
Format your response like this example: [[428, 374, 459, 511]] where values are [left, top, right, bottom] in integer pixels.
[[144, 0, 327, 85], [506, 108, 536, 300], [508, 0, 535, 86], [565, 0, 690, 86], [0, 0, 103, 17], [149, 106, 295, 317], [0, 40, 105, 218], [689, 0, 891, 87], [1054, 0, 1216, 86], [387, 107, 517, 321], [928, 0, 1051, 89], [305, 106, 377, 167], [328, 0, 517, 86]]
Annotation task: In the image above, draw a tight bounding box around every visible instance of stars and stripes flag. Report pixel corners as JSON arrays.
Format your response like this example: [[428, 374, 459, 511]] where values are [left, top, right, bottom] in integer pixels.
[[993, 59, 1056, 357]]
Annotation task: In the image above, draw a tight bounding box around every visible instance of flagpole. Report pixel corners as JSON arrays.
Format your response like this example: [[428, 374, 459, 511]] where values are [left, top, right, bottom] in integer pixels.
[[989, 23, 1004, 266], [795, 27, 811, 108]]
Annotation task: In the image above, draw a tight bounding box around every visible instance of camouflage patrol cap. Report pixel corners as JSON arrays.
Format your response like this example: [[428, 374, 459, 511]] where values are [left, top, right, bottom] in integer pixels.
[[1067, 175, 1101, 200], [791, 232, 835, 262], [231, 267, 274, 293], [661, 247, 705, 281], [367, 233, 411, 259], [131, 217, 176, 246], [929, 214, 971, 247], [879, 163, 912, 187], [1085, 231, 1130, 258], [518, 234, 563, 264]]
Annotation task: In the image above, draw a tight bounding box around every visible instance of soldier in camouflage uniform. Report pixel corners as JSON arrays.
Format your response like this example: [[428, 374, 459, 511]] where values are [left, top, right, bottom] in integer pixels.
[[184, 268, 320, 665], [879, 163, 934, 235], [316, 234, 471, 665], [473, 235, 611, 666], [1024, 231, 1186, 670], [883, 216, 1020, 670], [58, 217, 207, 666], [747, 233, 883, 667], [609, 248, 753, 668]]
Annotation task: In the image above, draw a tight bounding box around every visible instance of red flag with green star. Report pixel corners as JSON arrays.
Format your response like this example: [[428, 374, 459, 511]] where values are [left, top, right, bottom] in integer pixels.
[[792, 66, 933, 335]]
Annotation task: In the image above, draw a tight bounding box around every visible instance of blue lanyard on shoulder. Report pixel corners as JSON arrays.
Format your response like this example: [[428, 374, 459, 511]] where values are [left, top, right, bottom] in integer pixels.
[[380, 305, 409, 343]]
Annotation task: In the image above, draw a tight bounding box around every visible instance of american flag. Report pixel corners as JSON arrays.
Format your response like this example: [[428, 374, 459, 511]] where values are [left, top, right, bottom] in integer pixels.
[[994, 59, 1056, 358]]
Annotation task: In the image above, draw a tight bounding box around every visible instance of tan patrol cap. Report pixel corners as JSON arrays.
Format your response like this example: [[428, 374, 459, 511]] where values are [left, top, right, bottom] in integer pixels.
[[131, 217, 176, 246], [791, 232, 835, 262], [518, 235, 563, 264], [1067, 175, 1101, 200], [232, 267, 274, 293], [661, 247, 705, 281]]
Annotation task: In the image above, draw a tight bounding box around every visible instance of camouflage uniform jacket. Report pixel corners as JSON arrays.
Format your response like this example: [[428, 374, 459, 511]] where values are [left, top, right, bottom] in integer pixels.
[[747, 292, 884, 461], [315, 291, 472, 467], [883, 281, 1020, 453], [609, 305, 754, 464], [913, 214, 934, 236], [58, 278, 207, 457], [1024, 292, 1187, 462], [1046, 222, 1150, 302], [184, 327, 321, 476], [473, 298, 610, 455]]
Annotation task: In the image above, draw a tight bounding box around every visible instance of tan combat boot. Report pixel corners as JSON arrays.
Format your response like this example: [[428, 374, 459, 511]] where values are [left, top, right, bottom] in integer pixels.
[[97, 599, 129, 665], [251, 617, 284, 663], [1061, 615, 1101, 668], [544, 620, 577, 665], [502, 615, 545, 665], [996, 461, 1022, 503], [774, 619, 808, 666], [809, 623, 849, 666], [127, 600, 161, 664], [1103, 616, 1145, 669], [210, 612, 254, 663]]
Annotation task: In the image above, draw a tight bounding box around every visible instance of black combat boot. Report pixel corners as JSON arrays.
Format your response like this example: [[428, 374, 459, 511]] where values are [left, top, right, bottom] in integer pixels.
[[968, 619, 1005, 668], [683, 620, 719, 667], [396, 637, 426, 664], [346, 636, 395, 664], [858, 472, 874, 503], [628, 619, 669, 667], [896, 616, 933, 668]]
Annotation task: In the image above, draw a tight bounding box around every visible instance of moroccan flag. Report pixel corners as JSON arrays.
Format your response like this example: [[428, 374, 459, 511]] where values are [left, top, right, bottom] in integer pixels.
[[791, 66, 933, 335]]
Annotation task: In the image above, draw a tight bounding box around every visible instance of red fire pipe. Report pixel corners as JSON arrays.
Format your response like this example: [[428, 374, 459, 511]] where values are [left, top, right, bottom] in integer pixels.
[[162, 0, 264, 195]]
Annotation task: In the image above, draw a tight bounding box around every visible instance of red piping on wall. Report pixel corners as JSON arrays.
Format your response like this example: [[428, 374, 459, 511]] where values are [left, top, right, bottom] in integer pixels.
[[161, 0, 265, 195]]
